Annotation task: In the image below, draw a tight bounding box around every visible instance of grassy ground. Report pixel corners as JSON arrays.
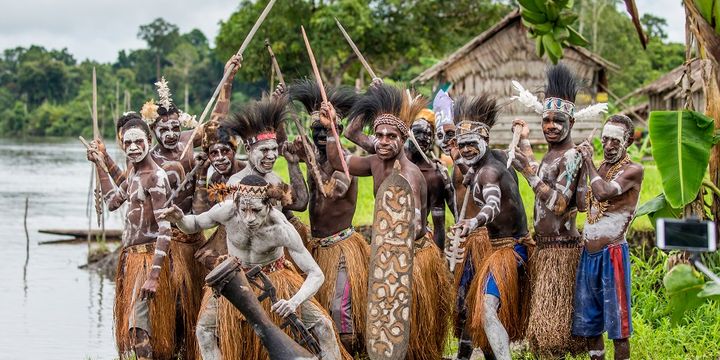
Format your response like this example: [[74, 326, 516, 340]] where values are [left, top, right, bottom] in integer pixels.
[[272, 155, 720, 359]]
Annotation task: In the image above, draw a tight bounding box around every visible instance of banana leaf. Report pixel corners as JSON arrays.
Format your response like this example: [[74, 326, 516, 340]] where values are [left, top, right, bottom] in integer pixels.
[[649, 110, 715, 208], [663, 264, 706, 324], [634, 193, 682, 227]]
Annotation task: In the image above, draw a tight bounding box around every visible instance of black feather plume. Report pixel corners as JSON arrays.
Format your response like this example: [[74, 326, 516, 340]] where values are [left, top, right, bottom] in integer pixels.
[[348, 83, 404, 130], [545, 63, 580, 102], [222, 95, 288, 142], [288, 79, 358, 121], [452, 94, 498, 128]]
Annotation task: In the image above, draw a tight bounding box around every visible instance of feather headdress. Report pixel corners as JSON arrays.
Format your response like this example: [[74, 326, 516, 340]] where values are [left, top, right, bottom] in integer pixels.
[[222, 95, 289, 146], [433, 89, 454, 128], [348, 83, 427, 138], [140, 77, 198, 128], [288, 78, 357, 124], [209, 174, 291, 206], [201, 120, 239, 152], [452, 94, 498, 141], [414, 108, 436, 132], [509, 63, 606, 121]]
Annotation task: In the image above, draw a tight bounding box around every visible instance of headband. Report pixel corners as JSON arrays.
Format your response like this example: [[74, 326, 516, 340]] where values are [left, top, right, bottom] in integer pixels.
[[245, 131, 277, 146], [374, 113, 409, 137], [543, 97, 576, 118], [455, 120, 490, 140]]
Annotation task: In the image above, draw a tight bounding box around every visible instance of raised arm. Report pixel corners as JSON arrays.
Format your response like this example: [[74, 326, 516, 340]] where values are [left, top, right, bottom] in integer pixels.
[[87, 147, 128, 211], [161, 199, 232, 234], [271, 215, 324, 317], [191, 152, 213, 214], [579, 143, 643, 201], [513, 119, 539, 174], [344, 115, 377, 154], [515, 148, 582, 216], [456, 169, 502, 236], [282, 144, 309, 211]]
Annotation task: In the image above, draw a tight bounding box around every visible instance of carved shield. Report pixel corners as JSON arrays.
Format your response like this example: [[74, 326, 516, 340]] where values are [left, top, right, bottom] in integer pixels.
[[366, 166, 416, 360]]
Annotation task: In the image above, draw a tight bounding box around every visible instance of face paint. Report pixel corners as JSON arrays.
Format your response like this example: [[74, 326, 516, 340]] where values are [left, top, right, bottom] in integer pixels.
[[209, 143, 235, 175], [411, 120, 433, 153], [436, 124, 456, 155], [602, 123, 629, 163], [456, 134, 487, 165], [154, 115, 181, 150], [374, 124, 403, 160], [236, 197, 270, 229], [542, 112, 571, 144], [123, 128, 150, 163], [248, 139, 278, 174]]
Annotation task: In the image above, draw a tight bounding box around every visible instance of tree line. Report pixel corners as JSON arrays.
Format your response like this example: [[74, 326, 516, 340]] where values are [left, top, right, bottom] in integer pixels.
[[0, 0, 685, 138]]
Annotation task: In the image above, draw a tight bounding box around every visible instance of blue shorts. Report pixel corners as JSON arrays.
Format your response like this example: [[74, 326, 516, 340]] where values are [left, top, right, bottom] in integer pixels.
[[572, 243, 633, 339], [485, 243, 528, 299]]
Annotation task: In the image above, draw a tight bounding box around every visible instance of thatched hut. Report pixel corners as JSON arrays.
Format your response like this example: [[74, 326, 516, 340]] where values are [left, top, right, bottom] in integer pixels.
[[412, 10, 617, 145], [622, 63, 704, 116]]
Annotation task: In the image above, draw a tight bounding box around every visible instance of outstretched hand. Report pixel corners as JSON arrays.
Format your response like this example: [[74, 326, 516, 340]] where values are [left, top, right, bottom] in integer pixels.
[[158, 204, 185, 223]]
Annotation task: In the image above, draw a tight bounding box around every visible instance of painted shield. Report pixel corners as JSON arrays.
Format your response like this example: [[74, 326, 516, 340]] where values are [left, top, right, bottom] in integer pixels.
[[366, 165, 416, 360]]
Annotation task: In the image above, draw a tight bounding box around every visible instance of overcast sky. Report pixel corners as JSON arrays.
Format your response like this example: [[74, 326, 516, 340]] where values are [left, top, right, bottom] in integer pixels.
[[0, 0, 685, 64]]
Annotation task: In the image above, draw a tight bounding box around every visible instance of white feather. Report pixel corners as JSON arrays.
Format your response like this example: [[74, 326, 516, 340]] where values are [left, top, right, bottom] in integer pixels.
[[510, 80, 543, 114], [574, 103, 608, 122]]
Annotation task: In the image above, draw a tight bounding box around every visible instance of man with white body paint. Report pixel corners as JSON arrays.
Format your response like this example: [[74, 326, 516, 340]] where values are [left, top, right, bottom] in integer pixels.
[[160, 174, 346, 360], [87, 118, 177, 360], [572, 115, 642, 360], [511, 64, 589, 356], [451, 95, 531, 360]]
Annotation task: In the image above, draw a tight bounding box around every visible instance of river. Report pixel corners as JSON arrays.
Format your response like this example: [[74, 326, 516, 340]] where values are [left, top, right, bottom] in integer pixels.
[[0, 138, 122, 359]]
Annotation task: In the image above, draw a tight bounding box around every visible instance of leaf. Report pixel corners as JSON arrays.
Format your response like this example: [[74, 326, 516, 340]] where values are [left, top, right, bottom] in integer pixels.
[[649, 110, 715, 208], [634, 193, 682, 227], [567, 26, 589, 46], [542, 34, 563, 63], [663, 264, 706, 324], [698, 280, 720, 299], [694, 0, 714, 26]]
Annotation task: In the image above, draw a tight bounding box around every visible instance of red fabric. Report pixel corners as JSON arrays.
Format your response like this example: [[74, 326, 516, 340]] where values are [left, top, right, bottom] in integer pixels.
[[610, 245, 630, 338]]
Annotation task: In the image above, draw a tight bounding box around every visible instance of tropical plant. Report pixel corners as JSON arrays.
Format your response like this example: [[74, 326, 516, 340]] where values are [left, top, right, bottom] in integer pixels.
[[517, 0, 589, 63]]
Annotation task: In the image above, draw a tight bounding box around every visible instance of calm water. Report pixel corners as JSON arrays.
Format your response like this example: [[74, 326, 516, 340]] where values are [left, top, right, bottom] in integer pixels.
[[0, 138, 123, 359]]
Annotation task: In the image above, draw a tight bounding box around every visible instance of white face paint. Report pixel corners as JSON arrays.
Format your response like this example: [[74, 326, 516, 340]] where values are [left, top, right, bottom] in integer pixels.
[[154, 118, 181, 150], [247, 139, 278, 174], [602, 123, 629, 163], [209, 143, 234, 175], [435, 124, 456, 155], [236, 196, 270, 229], [123, 128, 150, 163], [457, 134, 487, 166]]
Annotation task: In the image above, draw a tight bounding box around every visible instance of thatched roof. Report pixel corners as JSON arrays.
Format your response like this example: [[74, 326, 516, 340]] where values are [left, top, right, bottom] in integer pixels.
[[624, 64, 703, 99], [411, 9, 618, 84]]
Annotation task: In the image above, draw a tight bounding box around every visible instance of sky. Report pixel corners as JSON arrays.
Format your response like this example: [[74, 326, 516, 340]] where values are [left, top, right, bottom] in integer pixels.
[[0, 0, 686, 64]]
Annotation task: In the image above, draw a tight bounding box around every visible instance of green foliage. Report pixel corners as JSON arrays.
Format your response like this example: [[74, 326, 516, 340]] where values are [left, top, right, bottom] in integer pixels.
[[649, 110, 715, 208], [635, 194, 682, 228], [519, 0, 587, 63], [664, 264, 707, 324], [215, 0, 509, 85]]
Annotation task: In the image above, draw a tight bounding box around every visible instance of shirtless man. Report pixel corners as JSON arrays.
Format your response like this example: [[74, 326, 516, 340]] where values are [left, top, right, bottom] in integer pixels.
[[160, 174, 347, 360], [451, 95, 531, 360], [511, 64, 589, 356], [224, 92, 310, 236], [573, 115, 642, 360], [323, 83, 452, 360], [405, 108, 456, 250], [87, 118, 175, 360], [288, 79, 369, 354]]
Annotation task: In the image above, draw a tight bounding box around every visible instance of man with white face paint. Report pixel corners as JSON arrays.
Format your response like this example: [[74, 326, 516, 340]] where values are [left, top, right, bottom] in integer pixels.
[[572, 115, 642, 360], [160, 174, 349, 360], [448, 95, 531, 360], [87, 119, 178, 360], [224, 93, 310, 241], [323, 83, 453, 360], [511, 64, 591, 357]]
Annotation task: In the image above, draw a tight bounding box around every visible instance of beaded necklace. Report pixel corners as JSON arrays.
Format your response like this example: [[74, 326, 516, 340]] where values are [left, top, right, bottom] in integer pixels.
[[586, 155, 630, 224]]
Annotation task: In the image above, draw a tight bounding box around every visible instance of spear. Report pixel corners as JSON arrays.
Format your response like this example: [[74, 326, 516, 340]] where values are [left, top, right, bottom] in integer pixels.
[[265, 40, 328, 197], [92, 67, 103, 228], [300, 25, 351, 180], [180, 0, 277, 159], [335, 18, 431, 166]]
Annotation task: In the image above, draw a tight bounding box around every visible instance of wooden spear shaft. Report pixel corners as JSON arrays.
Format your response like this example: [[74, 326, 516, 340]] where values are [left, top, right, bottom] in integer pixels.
[[92, 68, 103, 227], [265, 40, 328, 197], [179, 0, 277, 160], [300, 25, 351, 180]]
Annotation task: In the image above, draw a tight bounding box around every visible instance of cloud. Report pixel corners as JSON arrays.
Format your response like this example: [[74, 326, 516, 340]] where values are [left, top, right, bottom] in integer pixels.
[[0, 0, 240, 63], [635, 0, 685, 43]]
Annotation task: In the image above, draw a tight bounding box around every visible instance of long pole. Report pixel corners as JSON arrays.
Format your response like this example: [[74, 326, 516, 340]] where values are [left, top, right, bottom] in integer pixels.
[[300, 25, 351, 180], [92, 69, 103, 230], [266, 40, 328, 197], [180, 0, 278, 160], [446, 169, 475, 272]]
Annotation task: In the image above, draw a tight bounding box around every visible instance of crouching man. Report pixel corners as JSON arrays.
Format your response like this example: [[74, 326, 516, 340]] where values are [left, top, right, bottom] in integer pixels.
[[161, 174, 349, 360]]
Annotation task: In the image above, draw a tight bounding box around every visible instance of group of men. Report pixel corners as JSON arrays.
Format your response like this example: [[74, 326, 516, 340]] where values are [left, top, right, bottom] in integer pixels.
[[86, 55, 642, 360]]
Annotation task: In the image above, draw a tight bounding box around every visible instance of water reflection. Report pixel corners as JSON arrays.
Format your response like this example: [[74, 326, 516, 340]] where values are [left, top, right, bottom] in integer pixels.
[[0, 138, 119, 359]]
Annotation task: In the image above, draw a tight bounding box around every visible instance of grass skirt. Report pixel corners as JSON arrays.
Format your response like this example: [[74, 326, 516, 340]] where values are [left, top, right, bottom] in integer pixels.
[[526, 235, 585, 357], [217, 263, 352, 360], [408, 237, 454, 360], [466, 236, 532, 350], [453, 226, 491, 337], [309, 229, 370, 342], [114, 244, 176, 359], [170, 229, 205, 360]]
